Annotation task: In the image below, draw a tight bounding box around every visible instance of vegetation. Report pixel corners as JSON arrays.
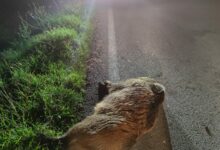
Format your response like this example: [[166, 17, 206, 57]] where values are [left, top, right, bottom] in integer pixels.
[[0, 2, 91, 150]]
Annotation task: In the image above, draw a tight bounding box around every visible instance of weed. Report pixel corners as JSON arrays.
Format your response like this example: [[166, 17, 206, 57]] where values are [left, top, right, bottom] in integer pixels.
[[0, 1, 91, 149]]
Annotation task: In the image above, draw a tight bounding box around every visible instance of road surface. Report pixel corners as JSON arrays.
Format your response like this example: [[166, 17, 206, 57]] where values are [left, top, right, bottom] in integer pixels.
[[87, 0, 220, 149]]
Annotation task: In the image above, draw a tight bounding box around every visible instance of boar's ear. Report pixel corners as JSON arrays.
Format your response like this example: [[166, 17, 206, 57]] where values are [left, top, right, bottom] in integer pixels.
[[151, 83, 165, 104], [150, 83, 165, 94], [104, 80, 112, 89], [98, 81, 112, 101]]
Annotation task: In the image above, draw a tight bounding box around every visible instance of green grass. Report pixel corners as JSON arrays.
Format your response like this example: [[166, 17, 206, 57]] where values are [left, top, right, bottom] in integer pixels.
[[2, 28, 78, 64], [0, 2, 91, 150]]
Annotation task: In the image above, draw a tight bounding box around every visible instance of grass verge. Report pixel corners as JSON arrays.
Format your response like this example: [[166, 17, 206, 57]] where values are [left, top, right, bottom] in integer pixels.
[[0, 2, 91, 150]]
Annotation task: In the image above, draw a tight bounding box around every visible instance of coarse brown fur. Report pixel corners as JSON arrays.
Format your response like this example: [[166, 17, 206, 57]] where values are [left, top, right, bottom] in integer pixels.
[[38, 77, 165, 150]]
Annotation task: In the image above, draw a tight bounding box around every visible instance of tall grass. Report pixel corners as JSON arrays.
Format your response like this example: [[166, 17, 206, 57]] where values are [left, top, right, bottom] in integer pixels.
[[0, 1, 91, 149]]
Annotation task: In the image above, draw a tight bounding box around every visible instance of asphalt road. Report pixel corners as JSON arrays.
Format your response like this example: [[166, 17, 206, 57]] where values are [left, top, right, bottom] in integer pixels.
[[91, 0, 220, 149]]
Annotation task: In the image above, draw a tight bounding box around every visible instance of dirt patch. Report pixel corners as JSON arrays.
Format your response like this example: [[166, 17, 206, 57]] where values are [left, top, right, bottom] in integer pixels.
[[84, 17, 108, 116]]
